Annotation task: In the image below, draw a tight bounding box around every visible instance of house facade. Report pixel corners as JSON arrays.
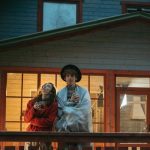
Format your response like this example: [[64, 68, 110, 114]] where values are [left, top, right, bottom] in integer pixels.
[[0, 0, 150, 40], [0, 0, 150, 149]]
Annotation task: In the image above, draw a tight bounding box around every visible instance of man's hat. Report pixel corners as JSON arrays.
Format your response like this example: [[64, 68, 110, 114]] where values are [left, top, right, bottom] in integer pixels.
[[60, 64, 82, 82]]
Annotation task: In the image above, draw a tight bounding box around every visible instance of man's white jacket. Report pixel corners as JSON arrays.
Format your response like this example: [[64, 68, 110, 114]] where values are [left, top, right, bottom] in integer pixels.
[[56, 85, 93, 132]]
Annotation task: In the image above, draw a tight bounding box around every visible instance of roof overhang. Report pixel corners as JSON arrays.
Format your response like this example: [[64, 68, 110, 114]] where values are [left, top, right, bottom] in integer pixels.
[[0, 12, 150, 51]]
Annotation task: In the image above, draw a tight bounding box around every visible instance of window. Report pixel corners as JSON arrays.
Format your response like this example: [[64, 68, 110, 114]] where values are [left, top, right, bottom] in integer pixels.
[[6, 73, 38, 131], [116, 77, 150, 88], [6, 72, 104, 132], [116, 76, 150, 133], [38, 0, 82, 31], [122, 2, 150, 14]]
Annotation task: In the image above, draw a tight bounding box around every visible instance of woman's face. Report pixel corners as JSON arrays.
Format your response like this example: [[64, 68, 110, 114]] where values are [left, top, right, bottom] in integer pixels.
[[65, 73, 76, 86], [41, 83, 52, 100]]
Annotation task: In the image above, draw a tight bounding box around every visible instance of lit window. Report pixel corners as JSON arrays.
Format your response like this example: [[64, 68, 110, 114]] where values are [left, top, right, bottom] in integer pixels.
[[6, 73, 104, 132]]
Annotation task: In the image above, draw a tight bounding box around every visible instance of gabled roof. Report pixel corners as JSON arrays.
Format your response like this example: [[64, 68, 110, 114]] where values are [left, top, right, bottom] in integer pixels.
[[0, 12, 150, 50]]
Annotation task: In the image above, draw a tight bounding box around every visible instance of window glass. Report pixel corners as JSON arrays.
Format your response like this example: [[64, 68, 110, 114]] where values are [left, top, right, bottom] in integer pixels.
[[120, 94, 147, 132], [6, 98, 21, 121], [6, 122, 20, 131], [116, 77, 150, 88], [41, 74, 56, 86], [6, 73, 22, 96], [90, 76, 104, 132], [56, 74, 66, 91], [78, 75, 88, 89], [43, 2, 76, 31], [90, 76, 104, 99], [23, 74, 38, 97]]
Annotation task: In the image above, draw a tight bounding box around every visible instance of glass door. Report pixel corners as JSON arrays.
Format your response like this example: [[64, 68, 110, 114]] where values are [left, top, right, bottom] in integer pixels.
[[116, 88, 150, 132], [116, 88, 150, 149]]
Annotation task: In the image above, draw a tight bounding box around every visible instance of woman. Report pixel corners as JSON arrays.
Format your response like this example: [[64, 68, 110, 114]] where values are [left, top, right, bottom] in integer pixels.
[[24, 82, 58, 150]]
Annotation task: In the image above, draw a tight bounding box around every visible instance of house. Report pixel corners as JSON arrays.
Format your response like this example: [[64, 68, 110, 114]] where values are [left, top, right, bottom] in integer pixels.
[[0, 0, 150, 149]]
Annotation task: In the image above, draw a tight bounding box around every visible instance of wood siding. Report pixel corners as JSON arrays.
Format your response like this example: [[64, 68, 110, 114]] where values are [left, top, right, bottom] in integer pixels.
[[0, 21, 149, 71], [83, 0, 150, 22], [0, 0, 37, 40]]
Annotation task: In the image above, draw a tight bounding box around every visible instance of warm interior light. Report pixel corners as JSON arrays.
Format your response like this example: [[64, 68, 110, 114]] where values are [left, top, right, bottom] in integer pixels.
[[131, 96, 146, 120], [120, 94, 127, 108]]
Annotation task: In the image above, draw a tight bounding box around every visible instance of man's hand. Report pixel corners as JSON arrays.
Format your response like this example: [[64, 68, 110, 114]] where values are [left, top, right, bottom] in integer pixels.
[[70, 93, 80, 103]]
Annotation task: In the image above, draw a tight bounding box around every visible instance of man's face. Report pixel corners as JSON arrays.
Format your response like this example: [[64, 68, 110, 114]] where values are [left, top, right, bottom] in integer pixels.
[[65, 73, 76, 85]]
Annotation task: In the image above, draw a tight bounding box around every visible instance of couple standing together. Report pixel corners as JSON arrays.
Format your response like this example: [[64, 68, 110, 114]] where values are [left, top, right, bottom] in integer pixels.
[[24, 64, 93, 150]]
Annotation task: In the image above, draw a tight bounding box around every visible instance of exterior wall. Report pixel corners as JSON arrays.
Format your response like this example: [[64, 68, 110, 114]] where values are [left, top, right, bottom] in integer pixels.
[[0, 22, 150, 71], [83, 0, 121, 22], [0, 0, 37, 40], [83, 0, 150, 22]]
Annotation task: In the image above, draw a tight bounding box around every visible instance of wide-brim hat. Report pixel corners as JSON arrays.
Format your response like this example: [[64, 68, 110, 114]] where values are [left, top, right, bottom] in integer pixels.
[[60, 64, 82, 82]]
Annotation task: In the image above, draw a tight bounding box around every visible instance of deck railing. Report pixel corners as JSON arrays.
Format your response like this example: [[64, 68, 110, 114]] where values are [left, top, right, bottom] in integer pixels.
[[0, 132, 150, 150]]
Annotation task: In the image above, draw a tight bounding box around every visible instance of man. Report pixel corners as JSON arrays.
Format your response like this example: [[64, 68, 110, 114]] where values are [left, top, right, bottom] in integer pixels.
[[56, 64, 93, 150]]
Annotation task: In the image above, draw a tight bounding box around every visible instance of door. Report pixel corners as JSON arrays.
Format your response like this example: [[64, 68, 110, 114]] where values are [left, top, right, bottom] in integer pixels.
[[116, 87, 150, 149]]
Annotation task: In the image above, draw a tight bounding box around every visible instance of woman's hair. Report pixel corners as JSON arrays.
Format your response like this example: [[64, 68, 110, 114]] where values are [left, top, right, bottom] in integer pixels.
[[33, 83, 56, 105]]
